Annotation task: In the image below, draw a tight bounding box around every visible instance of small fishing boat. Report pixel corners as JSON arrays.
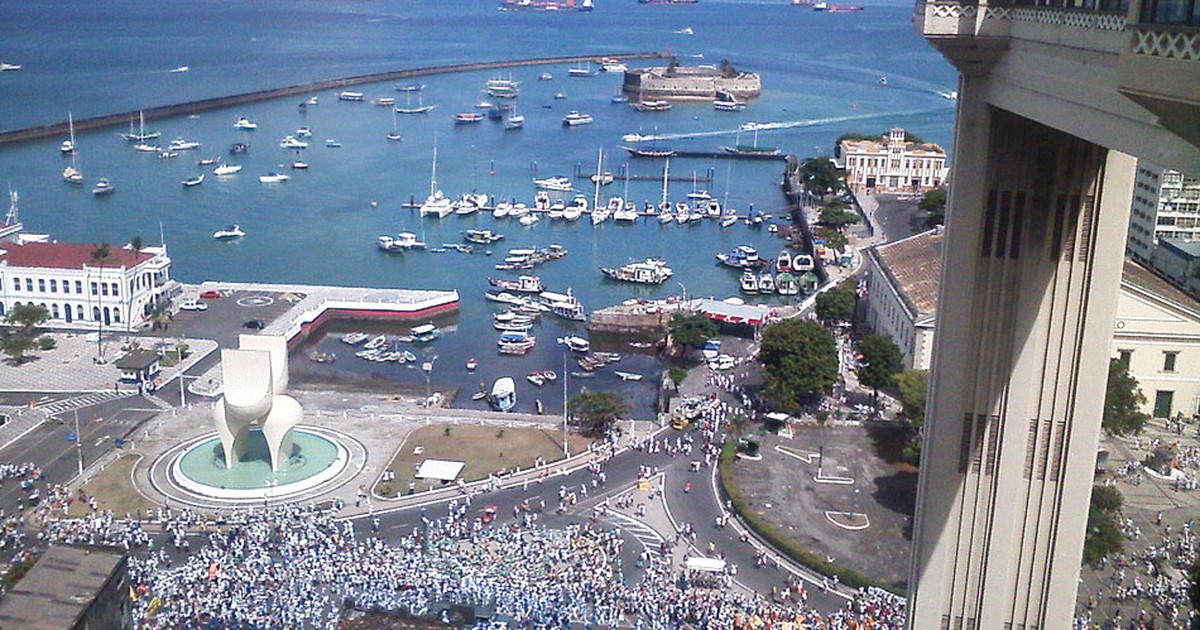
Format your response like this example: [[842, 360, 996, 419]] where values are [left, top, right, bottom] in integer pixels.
[[233, 117, 258, 130], [213, 224, 245, 240], [213, 164, 242, 176], [527, 373, 546, 387], [614, 371, 643, 382], [259, 172, 290, 184], [182, 174, 204, 187], [341, 332, 370, 345], [338, 91, 365, 102], [91, 178, 115, 196], [558, 336, 590, 353], [411, 322, 441, 343], [466, 357, 478, 371]]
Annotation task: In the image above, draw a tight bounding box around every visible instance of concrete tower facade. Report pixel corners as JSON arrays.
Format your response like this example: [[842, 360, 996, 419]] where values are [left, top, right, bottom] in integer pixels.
[[909, 0, 1200, 627]]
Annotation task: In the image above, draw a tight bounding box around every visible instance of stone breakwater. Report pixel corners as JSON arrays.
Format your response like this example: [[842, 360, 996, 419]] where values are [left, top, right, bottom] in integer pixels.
[[0, 51, 669, 146]]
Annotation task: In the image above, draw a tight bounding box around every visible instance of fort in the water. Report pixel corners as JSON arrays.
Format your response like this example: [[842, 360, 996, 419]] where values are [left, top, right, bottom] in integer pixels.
[[622, 61, 761, 100]]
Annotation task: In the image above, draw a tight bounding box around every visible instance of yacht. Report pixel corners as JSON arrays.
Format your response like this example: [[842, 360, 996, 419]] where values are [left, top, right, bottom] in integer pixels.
[[533, 176, 573, 192], [182, 174, 204, 187], [557, 336, 591, 353], [296, 127, 313, 138], [338, 91, 365, 102], [717, 245, 765, 269], [739, 270, 759, 294], [792, 254, 815, 271], [486, 76, 520, 99], [280, 136, 309, 150], [504, 112, 525, 130], [233, 117, 258, 130], [758, 272, 775, 293], [0, 63, 22, 72], [534, 191, 552, 212], [213, 164, 243, 176], [258, 172, 290, 184], [720, 214, 738, 228], [121, 111, 161, 141], [133, 143, 162, 153], [562, 111, 593, 126], [519, 213, 540, 226], [91, 178, 115, 196], [492, 200, 512, 219], [600, 258, 674, 284], [564, 195, 587, 221], [631, 100, 672, 112], [601, 61, 628, 73], [420, 139, 454, 218], [490, 377, 516, 412], [168, 137, 201, 151], [378, 232, 427, 251], [213, 224, 245, 240]]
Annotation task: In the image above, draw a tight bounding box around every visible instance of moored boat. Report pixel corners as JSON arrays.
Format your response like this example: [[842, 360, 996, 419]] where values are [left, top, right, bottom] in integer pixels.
[[213, 164, 242, 176], [562, 111, 594, 126], [490, 377, 516, 412], [91, 178, 115, 196], [182, 174, 204, 187], [213, 224, 245, 240], [600, 258, 674, 284], [258, 172, 290, 184], [338, 91, 365, 102]]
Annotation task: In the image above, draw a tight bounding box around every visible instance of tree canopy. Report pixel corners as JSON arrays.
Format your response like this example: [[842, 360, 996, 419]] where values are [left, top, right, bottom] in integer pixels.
[[815, 226, 848, 253], [895, 369, 929, 428], [1083, 485, 1124, 568], [797, 157, 844, 197], [817, 202, 860, 230], [1103, 358, 1149, 436], [814, 287, 857, 324], [2, 304, 50, 364], [569, 390, 629, 437], [759, 319, 839, 413], [919, 188, 947, 227], [857, 334, 904, 394], [668, 312, 718, 349]]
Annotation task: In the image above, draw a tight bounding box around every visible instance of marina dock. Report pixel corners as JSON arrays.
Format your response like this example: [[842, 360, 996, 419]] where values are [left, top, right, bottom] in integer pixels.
[[0, 51, 668, 146]]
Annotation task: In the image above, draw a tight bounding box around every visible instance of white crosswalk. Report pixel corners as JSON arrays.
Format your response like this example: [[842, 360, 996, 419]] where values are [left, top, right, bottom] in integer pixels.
[[35, 390, 137, 417], [605, 510, 667, 561]]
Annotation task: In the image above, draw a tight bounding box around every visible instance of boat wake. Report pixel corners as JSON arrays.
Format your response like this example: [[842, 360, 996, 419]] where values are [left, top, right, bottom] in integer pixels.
[[633, 106, 952, 142]]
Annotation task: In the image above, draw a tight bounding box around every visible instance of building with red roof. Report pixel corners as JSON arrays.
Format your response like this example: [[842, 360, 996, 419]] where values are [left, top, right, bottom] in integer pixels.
[[0, 239, 173, 331]]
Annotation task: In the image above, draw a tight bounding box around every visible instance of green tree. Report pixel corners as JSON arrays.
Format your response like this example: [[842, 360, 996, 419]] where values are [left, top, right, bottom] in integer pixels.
[[815, 226, 848, 253], [894, 369, 929, 428], [759, 319, 839, 413], [797, 157, 843, 198], [569, 390, 629, 437], [668, 366, 688, 389], [1, 336, 37, 363], [5, 303, 49, 337], [668, 312, 718, 349], [1103, 358, 1149, 436], [814, 287, 856, 324], [857, 334, 904, 397], [1083, 485, 1124, 568], [919, 188, 947, 227], [818, 202, 860, 230]]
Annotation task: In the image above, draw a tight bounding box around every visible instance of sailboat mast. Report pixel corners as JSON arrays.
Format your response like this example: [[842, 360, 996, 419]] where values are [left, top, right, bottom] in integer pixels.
[[430, 134, 438, 197], [68, 113, 78, 170], [661, 158, 671, 207], [593, 147, 603, 211]]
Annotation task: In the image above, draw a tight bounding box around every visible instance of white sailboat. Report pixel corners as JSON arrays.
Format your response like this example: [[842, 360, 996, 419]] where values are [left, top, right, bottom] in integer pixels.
[[395, 90, 435, 115], [62, 113, 83, 185], [387, 108, 402, 141], [420, 135, 453, 218], [121, 110, 160, 142]]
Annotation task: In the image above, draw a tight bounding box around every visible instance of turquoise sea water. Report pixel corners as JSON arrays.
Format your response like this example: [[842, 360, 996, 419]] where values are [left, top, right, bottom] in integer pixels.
[[0, 0, 956, 414]]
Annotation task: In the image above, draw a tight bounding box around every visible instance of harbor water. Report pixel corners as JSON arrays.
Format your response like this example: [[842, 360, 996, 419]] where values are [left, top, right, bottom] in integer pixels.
[[0, 0, 957, 415]]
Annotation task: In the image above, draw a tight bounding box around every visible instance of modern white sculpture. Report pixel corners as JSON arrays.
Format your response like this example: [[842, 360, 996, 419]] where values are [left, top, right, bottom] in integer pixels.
[[213, 335, 302, 471]]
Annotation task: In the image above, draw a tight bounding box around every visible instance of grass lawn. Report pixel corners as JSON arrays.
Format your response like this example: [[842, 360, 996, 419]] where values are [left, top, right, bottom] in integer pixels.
[[376, 423, 593, 497], [67, 454, 155, 517]]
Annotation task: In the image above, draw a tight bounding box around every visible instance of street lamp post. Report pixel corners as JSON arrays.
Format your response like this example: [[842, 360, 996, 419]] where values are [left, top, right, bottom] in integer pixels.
[[73, 410, 84, 477]]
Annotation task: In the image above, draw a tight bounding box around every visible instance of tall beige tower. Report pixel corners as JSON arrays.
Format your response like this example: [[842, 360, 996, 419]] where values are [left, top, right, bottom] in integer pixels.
[[909, 1, 1200, 628]]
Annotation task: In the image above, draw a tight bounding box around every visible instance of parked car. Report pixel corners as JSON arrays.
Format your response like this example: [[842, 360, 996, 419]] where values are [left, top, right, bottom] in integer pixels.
[[179, 300, 207, 312], [199, 290, 222, 299], [243, 319, 265, 330]]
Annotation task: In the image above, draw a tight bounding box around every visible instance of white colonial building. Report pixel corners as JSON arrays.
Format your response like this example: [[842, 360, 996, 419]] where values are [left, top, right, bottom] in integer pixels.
[[864, 229, 1200, 419], [0, 239, 173, 332], [839, 127, 949, 193]]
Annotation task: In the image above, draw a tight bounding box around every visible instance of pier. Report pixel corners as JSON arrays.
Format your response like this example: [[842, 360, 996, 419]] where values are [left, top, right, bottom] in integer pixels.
[[0, 51, 669, 146]]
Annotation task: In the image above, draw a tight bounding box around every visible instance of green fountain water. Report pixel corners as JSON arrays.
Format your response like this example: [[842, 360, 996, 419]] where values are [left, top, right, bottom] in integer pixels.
[[177, 429, 340, 490]]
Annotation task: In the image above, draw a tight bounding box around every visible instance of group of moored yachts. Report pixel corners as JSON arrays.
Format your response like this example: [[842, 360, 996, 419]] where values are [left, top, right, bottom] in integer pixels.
[[716, 246, 817, 296]]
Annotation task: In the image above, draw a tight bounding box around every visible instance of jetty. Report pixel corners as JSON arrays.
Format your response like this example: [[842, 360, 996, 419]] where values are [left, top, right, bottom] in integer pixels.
[[0, 51, 669, 147]]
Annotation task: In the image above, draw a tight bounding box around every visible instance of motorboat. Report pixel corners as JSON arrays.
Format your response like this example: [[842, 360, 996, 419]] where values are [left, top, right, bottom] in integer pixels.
[[541, 290, 586, 321], [792, 253, 815, 271], [168, 137, 201, 151], [233, 117, 258, 130], [776, 250, 793, 272], [133, 143, 161, 153], [157, 150, 179, 159], [758, 272, 775, 293], [591, 172, 615, 185], [464, 229, 505, 244], [466, 358, 478, 371], [490, 377, 516, 412], [229, 142, 249, 154], [775, 272, 800, 296], [716, 245, 766, 269], [534, 191, 552, 212], [411, 322, 441, 343], [420, 139, 454, 218], [614, 371, 643, 381], [489, 275, 544, 293], [60, 139, 74, 154], [539, 72, 553, 81], [600, 258, 674, 284], [91, 178, 115, 196], [291, 160, 309, 169], [296, 127, 313, 138], [182, 174, 204, 187], [375, 96, 396, 106], [307, 96, 319, 105], [395, 83, 425, 92], [325, 139, 342, 148], [554, 92, 568, 100], [519, 213, 540, 226], [198, 157, 219, 166], [170, 65, 189, 73], [0, 63, 22, 72], [213, 164, 243, 176], [454, 112, 484, 124], [258, 172, 290, 184], [558, 336, 591, 353], [611, 93, 630, 104], [533, 176, 573, 192], [213, 224, 245, 240], [631, 100, 672, 112], [562, 111, 593, 126], [279, 136, 308, 149], [564, 195, 586, 221], [509, 202, 530, 217], [504, 113, 525, 130], [338, 91, 365, 101], [378, 232, 427, 251], [601, 62, 628, 73], [739, 270, 759, 294], [713, 90, 747, 111]]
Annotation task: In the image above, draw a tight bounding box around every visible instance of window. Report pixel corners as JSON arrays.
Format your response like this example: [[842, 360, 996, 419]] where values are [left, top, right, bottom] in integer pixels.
[[25, 279, 32, 291], [1118, 350, 1133, 368], [1163, 351, 1178, 372], [111, 283, 119, 297], [1153, 391, 1175, 418], [90, 282, 97, 295], [37, 279, 45, 293], [49, 279, 57, 293], [101, 283, 108, 297], [75, 280, 82, 294], [12, 278, 18, 291]]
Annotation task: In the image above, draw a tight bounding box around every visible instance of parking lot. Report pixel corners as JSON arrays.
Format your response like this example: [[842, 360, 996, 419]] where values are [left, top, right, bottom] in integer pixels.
[[137, 289, 304, 349]]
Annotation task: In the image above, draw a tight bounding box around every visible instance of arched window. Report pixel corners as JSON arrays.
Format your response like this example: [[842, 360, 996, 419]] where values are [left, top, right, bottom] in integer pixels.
[[65, 305, 72, 322], [76, 305, 84, 320], [92, 306, 101, 321], [103, 307, 111, 326], [51, 304, 60, 319], [112, 308, 121, 323]]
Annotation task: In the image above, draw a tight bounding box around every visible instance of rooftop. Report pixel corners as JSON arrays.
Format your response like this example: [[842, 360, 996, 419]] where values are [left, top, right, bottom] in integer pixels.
[[873, 228, 946, 318], [0, 241, 154, 270], [0, 546, 126, 630], [113, 349, 161, 371], [840, 136, 947, 157], [1122, 259, 1200, 315], [1160, 237, 1200, 257]]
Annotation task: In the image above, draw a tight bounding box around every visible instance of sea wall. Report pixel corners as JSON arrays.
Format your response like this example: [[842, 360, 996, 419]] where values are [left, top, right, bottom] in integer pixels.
[[0, 51, 668, 147]]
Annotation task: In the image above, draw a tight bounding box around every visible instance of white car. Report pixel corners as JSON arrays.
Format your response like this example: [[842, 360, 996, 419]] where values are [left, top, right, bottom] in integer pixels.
[[179, 300, 207, 312]]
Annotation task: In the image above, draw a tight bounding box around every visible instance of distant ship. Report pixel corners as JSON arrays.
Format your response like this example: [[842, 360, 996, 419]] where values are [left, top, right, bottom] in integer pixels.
[[499, 0, 593, 11], [638, 0, 698, 4]]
